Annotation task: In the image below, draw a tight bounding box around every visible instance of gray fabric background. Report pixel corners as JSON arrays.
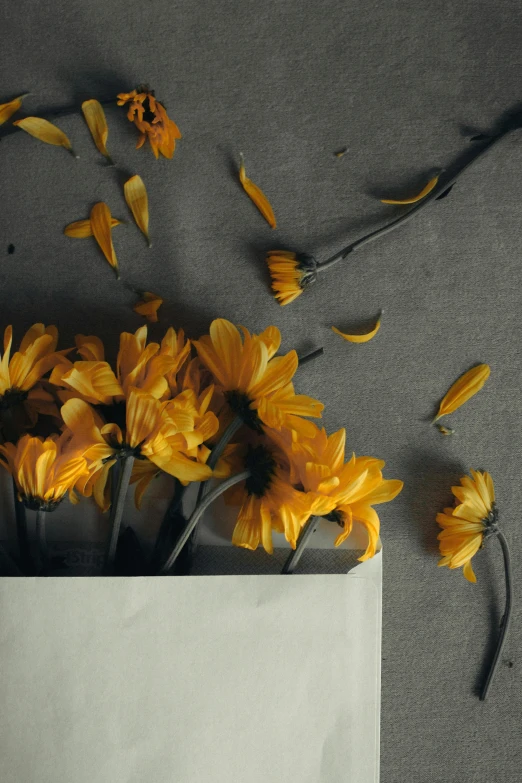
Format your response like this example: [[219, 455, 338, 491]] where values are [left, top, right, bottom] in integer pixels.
[[2, 0, 522, 780]]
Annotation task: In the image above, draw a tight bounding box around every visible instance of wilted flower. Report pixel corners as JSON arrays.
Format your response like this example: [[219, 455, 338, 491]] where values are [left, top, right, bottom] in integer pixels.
[[117, 87, 181, 159]]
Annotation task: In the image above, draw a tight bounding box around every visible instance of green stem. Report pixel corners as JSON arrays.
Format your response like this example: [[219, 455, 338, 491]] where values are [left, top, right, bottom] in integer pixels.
[[317, 131, 511, 272], [195, 415, 243, 506], [281, 516, 319, 574], [480, 530, 513, 701], [159, 470, 250, 575], [103, 455, 135, 575]]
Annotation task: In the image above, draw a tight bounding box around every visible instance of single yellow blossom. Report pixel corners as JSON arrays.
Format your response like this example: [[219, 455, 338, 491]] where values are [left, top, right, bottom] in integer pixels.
[[266, 250, 317, 306]]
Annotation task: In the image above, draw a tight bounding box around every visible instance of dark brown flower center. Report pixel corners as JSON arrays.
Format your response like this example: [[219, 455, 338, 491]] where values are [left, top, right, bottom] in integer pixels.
[[244, 445, 276, 498], [225, 390, 263, 432]]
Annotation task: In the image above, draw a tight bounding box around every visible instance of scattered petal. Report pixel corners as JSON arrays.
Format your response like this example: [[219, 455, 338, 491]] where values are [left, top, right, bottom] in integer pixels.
[[436, 424, 455, 436], [0, 93, 29, 126], [133, 292, 163, 322], [433, 364, 490, 422], [381, 173, 440, 204], [124, 175, 150, 246], [64, 217, 122, 238], [82, 99, 113, 164], [239, 153, 276, 228], [332, 314, 381, 343], [90, 203, 119, 278], [334, 147, 347, 158], [13, 117, 77, 157]]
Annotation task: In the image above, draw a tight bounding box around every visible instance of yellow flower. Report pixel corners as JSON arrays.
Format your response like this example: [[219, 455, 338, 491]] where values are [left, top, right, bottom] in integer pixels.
[[50, 327, 177, 405], [117, 87, 181, 159], [433, 364, 490, 423], [266, 251, 317, 306], [0, 433, 88, 510], [193, 319, 324, 436], [133, 292, 163, 323], [225, 437, 320, 553], [0, 93, 29, 125], [283, 424, 403, 560], [0, 324, 67, 410], [437, 470, 496, 583]]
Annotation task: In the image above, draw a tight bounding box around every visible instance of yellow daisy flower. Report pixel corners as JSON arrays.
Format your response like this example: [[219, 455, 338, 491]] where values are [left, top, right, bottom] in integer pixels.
[[266, 251, 318, 306], [282, 424, 403, 560], [437, 469, 496, 583], [117, 87, 181, 159], [0, 433, 88, 511], [193, 319, 323, 436]]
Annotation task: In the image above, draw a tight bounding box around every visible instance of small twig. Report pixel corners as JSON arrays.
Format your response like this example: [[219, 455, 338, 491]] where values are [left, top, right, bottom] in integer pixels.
[[480, 530, 513, 700], [103, 456, 135, 575], [281, 516, 319, 574], [297, 347, 324, 366], [159, 470, 250, 575]]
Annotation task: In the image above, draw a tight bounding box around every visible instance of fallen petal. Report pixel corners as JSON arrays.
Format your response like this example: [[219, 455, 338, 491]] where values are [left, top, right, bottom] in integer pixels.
[[13, 116, 77, 157], [82, 99, 113, 163], [124, 175, 150, 246], [239, 153, 276, 228], [133, 292, 163, 322], [381, 173, 440, 204], [90, 202, 119, 277], [433, 364, 490, 422], [64, 217, 122, 238], [332, 314, 381, 343], [0, 93, 29, 126]]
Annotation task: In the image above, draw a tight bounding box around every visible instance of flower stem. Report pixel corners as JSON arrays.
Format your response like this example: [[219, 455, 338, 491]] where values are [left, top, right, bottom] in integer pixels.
[[150, 478, 184, 572], [103, 455, 135, 575], [480, 530, 513, 701], [35, 509, 48, 574], [195, 415, 243, 505], [281, 516, 319, 574], [0, 407, 34, 573], [317, 131, 512, 273], [297, 347, 324, 366], [159, 470, 251, 575]]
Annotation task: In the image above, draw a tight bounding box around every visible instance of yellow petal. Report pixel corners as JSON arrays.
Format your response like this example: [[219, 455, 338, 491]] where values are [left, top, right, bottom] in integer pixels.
[[381, 174, 440, 204], [124, 175, 150, 246], [462, 559, 477, 583], [0, 93, 29, 125], [434, 364, 490, 422], [81, 99, 113, 163], [64, 217, 121, 238], [332, 314, 381, 343], [133, 292, 163, 323], [90, 202, 119, 278], [13, 117, 77, 157], [239, 154, 276, 229]]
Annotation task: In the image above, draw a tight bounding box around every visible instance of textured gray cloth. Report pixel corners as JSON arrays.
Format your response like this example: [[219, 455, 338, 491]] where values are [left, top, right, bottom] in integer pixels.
[[2, 0, 522, 780]]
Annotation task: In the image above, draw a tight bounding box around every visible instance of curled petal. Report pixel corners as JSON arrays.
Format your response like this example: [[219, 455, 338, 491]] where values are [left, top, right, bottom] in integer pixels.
[[434, 364, 490, 422], [90, 202, 119, 277], [82, 99, 112, 163], [0, 93, 29, 125], [381, 173, 440, 204], [133, 292, 163, 323], [124, 175, 150, 246], [332, 314, 381, 344], [239, 154, 276, 228], [14, 117, 77, 157]]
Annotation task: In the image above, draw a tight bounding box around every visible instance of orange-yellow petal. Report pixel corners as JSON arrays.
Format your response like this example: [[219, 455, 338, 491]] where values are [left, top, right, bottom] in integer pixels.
[[434, 364, 490, 422], [64, 217, 121, 238], [90, 202, 119, 277], [332, 314, 381, 344], [133, 292, 163, 323], [124, 175, 150, 246], [239, 154, 277, 229], [381, 174, 440, 204], [81, 99, 112, 162], [13, 117, 77, 156], [0, 93, 29, 125]]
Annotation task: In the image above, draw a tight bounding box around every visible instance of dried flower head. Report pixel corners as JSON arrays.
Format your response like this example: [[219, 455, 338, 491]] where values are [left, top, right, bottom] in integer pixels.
[[117, 87, 181, 159]]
